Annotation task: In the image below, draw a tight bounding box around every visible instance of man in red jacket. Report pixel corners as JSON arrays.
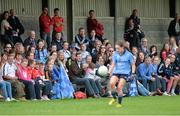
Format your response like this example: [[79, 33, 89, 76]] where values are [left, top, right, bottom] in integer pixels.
[[87, 10, 104, 42], [39, 7, 52, 49], [51, 8, 64, 41]]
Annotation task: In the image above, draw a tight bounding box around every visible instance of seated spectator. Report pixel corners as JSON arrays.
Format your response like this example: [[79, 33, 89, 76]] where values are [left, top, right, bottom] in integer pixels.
[[158, 57, 174, 95], [168, 13, 180, 44], [169, 54, 180, 95], [1, 53, 8, 64], [0, 56, 15, 101], [27, 45, 36, 55], [35, 39, 48, 64], [149, 45, 158, 59], [1, 11, 13, 45], [26, 52, 35, 61], [87, 10, 104, 41], [160, 43, 171, 62], [49, 51, 58, 60], [97, 45, 108, 66], [88, 30, 99, 52], [139, 38, 149, 56], [8, 9, 24, 44], [74, 27, 89, 49], [106, 47, 114, 67], [91, 40, 102, 63], [52, 51, 74, 99], [51, 8, 64, 41], [15, 53, 23, 65], [136, 51, 145, 66], [16, 59, 36, 100], [137, 56, 157, 92], [61, 41, 71, 61], [14, 42, 25, 55], [131, 46, 138, 61], [68, 52, 100, 98], [2, 52, 25, 99], [96, 56, 105, 68], [66, 50, 76, 70], [169, 37, 178, 54], [23, 30, 37, 51], [80, 43, 90, 64], [51, 32, 63, 51], [3, 43, 12, 53]]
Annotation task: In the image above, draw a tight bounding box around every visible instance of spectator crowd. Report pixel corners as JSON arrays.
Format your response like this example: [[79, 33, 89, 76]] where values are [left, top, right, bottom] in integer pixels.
[[0, 7, 180, 101]]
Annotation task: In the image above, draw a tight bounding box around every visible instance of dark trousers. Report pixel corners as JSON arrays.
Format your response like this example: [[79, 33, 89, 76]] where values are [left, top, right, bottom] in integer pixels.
[[157, 77, 166, 92], [20, 80, 36, 99], [72, 77, 99, 96], [138, 78, 157, 92]]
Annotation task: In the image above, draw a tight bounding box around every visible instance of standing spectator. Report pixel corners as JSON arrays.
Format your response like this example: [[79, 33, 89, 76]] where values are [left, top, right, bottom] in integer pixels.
[[74, 27, 89, 50], [39, 7, 52, 49], [168, 13, 180, 44], [149, 45, 158, 59], [128, 9, 140, 30], [51, 32, 63, 51], [51, 8, 64, 41], [23, 30, 37, 51], [35, 39, 48, 64], [2, 53, 25, 99], [87, 10, 104, 41], [8, 9, 24, 44], [1, 11, 13, 45], [124, 19, 143, 49]]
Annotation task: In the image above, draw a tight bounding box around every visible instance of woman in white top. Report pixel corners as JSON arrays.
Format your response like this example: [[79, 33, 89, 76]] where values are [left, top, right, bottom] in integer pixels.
[[0, 11, 13, 45]]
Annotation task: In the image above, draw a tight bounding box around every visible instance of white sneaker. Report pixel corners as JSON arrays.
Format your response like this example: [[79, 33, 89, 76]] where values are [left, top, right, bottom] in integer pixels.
[[171, 92, 177, 96], [163, 92, 169, 96], [10, 98, 17, 101], [5, 98, 11, 102]]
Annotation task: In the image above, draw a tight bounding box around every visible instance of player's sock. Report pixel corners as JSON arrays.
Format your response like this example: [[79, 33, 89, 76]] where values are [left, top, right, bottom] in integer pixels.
[[111, 90, 117, 99], [117, 95, 123, 104]]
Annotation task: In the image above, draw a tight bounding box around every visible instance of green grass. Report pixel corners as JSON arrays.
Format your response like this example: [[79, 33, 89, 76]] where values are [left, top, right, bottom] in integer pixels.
[[0, 96, 180, 115]]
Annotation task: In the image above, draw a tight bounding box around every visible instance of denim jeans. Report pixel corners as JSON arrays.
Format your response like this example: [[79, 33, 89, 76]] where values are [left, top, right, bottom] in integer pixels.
[[40, 32, 51, 49], [0, 81, 12, 99], [137, 81, 149, 96]]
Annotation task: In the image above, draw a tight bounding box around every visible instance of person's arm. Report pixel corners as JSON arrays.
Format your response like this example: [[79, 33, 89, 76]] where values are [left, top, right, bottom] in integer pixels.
[[138, 65, 151, 80]]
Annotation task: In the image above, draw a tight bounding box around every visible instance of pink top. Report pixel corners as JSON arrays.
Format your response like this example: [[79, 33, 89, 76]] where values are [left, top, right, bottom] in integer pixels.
[[16, 64, 31, 81]]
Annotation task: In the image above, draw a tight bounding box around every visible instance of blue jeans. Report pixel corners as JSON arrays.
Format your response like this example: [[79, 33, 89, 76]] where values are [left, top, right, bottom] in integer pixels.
[[0, 81, 12, 99], [137, 81, 149, 96], [40, 32, 51, 49]]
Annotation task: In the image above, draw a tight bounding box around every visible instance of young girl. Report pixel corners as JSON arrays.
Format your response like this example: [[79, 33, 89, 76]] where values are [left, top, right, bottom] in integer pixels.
[[35, 39, 48, 64]]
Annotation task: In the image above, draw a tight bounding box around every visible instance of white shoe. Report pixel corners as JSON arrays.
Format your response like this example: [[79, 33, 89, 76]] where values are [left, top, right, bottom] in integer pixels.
[[163, 92, 170, 96], [5, 98, 11, 102], [171, 92, 177, 96]]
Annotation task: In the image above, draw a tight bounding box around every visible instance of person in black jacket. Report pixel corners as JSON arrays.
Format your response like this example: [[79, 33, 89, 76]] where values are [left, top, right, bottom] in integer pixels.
[[7, 9, 24, 44], [168, 13, 180, 44]]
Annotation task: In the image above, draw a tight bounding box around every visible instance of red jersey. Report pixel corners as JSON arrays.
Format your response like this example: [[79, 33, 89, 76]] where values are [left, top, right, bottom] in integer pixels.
[[39, 14, 52, 33], [27, 67, 40, 80], [52, 16, 64, 33]]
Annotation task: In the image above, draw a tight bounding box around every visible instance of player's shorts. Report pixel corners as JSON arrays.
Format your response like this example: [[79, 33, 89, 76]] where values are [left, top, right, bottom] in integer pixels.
[[112, 74, 129, 81]]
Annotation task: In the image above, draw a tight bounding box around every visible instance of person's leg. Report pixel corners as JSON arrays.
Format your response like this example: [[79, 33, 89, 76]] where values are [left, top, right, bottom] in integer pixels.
[[141, 78, 148, 89], [0, 81, 8, 99], [73, 78, 95, 97], [160, 78, 167, 92], [87, 78, 100, 95], [42, 81, 52, 97], [46, 32, 51, 49], [109, 76, 119, 99], [5, 81, 12, 99], [117, 78, 126, 106], [149, 80, 156, 92], [21, 80, 36, 99], [166, 77, 174, 93], [34, 80, 42, 99], [137, 81, 149, 96], [95, 79, 103, 95], [10, 80, 25, 99], [171, 76, 179, 95]]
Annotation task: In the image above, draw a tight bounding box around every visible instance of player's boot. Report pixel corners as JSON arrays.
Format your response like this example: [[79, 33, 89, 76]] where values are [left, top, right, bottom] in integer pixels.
[[116, 103, 122, 108], [108, 98, 116, 105]]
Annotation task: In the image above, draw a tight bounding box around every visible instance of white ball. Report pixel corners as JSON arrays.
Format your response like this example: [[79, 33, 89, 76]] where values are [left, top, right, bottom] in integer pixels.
[[98, 66, 108, 77]]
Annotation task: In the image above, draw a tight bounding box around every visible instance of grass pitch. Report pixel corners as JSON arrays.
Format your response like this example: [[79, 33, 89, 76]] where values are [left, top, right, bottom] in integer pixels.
[[0, 96, 180, 115]]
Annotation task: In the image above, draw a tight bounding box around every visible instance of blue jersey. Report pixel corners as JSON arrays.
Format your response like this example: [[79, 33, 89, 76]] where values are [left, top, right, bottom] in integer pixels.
[[112, 50, 134, 75]]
